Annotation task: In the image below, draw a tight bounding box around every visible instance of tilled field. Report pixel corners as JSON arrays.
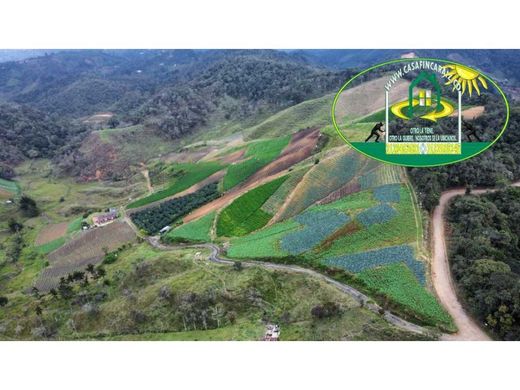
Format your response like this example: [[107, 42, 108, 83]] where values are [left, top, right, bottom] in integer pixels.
[[34, 221, 135, 291]]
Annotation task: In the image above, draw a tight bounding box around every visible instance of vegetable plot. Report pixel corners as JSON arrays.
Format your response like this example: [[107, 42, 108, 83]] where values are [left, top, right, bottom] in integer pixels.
[[217, 176, 287, 237], [280, 210, 350, 255], [357, 203, 397, 228], [322, 244, 425, 284]]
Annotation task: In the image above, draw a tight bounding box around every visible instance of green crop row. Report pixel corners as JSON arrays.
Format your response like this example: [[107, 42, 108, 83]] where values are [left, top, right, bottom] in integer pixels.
[[222, 136, 290, 191], [217, 176, 288, 237]]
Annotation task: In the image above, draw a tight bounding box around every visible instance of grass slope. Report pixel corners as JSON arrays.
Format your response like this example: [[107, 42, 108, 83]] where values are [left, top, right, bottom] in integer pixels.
[[128, 162, 223, 209], [164, 212, 216, 243], [244, 94, 332, 140], [217, 176, 288, 237]]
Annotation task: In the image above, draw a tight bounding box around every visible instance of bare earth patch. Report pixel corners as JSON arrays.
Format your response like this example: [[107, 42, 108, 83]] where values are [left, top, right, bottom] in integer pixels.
[[35, 222, 69, 246], [183, 128, 320, 223], [449, 106, 485, 120]]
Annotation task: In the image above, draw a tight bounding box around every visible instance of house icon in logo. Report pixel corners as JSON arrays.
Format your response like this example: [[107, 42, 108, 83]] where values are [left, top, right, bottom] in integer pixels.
[[407, 71, 442, 117]]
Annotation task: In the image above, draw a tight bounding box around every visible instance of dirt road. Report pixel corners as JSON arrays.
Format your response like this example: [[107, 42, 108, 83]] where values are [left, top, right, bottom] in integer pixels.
[[432, 182, 520, 341], [146, 236, 431, 337]]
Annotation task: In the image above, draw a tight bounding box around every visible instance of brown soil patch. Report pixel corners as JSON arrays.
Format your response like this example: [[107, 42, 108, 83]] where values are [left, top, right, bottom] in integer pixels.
[[163, 150, 212, 163], [183, 129, 320, 223], [450, 105, 485, 120], [215, 149, 246, 164], [0, 188, 11, 199], [318, 221, 361, 251], [35, 222, 69, 246]]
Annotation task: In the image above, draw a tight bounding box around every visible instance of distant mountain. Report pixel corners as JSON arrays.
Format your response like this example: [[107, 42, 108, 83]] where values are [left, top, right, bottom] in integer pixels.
[[0, 49, 59, 63]]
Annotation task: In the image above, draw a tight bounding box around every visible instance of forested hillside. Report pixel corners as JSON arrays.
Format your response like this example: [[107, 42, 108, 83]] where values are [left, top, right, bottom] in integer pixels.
[[447, 188, 520, 340], [0, 102, 88, 176]]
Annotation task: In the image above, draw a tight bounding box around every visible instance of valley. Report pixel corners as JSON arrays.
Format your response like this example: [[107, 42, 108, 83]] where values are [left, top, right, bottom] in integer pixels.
[[1, 49, 520, 341]]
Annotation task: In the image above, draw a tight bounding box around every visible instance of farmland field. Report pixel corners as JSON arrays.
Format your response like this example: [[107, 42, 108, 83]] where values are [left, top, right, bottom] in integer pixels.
[[34, 221, 136, 291], [35, 222, 69, 245], [261, 170, 307, 216], [164, 212, 216, 243], [275, 149, 362, 220], [227, 220, 300, 258], [217, 176, 287, 237], [357, 263, 454, 329], [280, 210, 350, 255], [0, 178, 19, 198], [131, 183, 220, 234], [322, 244, 425, 284], [319, 185, 417, 258], [35, 237, 67, 255], [222, 136, 290, 191], [128, 162, 223, 209], [360, 165, 402, 190]]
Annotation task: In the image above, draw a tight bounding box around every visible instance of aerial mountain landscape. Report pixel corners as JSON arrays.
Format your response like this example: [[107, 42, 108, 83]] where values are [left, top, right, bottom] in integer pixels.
[[1, 49, 519, 341]]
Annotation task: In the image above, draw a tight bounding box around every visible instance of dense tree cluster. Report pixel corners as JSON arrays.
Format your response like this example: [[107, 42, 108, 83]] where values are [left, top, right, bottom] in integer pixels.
[[447, 188, 520, 339], [131, 183, 220, 234]]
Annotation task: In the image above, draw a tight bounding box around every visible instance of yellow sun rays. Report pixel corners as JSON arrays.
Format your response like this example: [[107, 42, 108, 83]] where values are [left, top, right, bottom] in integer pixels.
[[443, 64, 488, 96]]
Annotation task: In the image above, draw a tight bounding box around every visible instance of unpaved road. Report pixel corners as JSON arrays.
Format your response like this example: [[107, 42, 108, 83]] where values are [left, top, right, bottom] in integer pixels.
[[433, 182, 520, 341], [147, 236, 431, 337]]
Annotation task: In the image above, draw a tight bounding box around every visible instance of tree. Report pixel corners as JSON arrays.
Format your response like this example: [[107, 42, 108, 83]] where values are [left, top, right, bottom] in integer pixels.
[[107, 117, 120, 129], [35, 305, 43, 317], [233, 261, 243, 272], [8, 218, 23, 233], [0, 296, 8, 306], [19, 195, 39, 217]]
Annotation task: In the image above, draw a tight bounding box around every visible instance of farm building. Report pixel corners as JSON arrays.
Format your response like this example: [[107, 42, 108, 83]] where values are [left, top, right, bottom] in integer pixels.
[[92, 208, 118, 226], [263, 324, 280, 341]]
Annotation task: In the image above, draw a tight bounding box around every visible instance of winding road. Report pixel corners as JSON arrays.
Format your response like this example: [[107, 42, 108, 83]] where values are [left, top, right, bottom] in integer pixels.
[[432, 182, 520, 341], [146, 237, 431, 337]]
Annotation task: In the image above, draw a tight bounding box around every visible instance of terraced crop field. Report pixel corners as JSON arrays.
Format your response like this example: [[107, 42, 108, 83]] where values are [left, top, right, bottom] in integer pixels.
[[35, 221, 135, 291], [358, 263, 453, 329], [164, 212, 215, 243], [280, 210, 349, 255], [217, 176, 287, 237], [261, 169, 306, 215], [319, 185, 417, 258], [128, 162, 223, 209], [276, 150, 362, 220], [222, 136, 290, 191], [322, 244, 425, 284], [359, 164, 402, 190], [226, 220, 300, 259], [0, 178, 19, 199]]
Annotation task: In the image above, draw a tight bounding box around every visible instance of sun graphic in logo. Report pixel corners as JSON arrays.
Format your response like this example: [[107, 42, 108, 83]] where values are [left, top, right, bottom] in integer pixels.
[[443, 64, 488, 96]]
